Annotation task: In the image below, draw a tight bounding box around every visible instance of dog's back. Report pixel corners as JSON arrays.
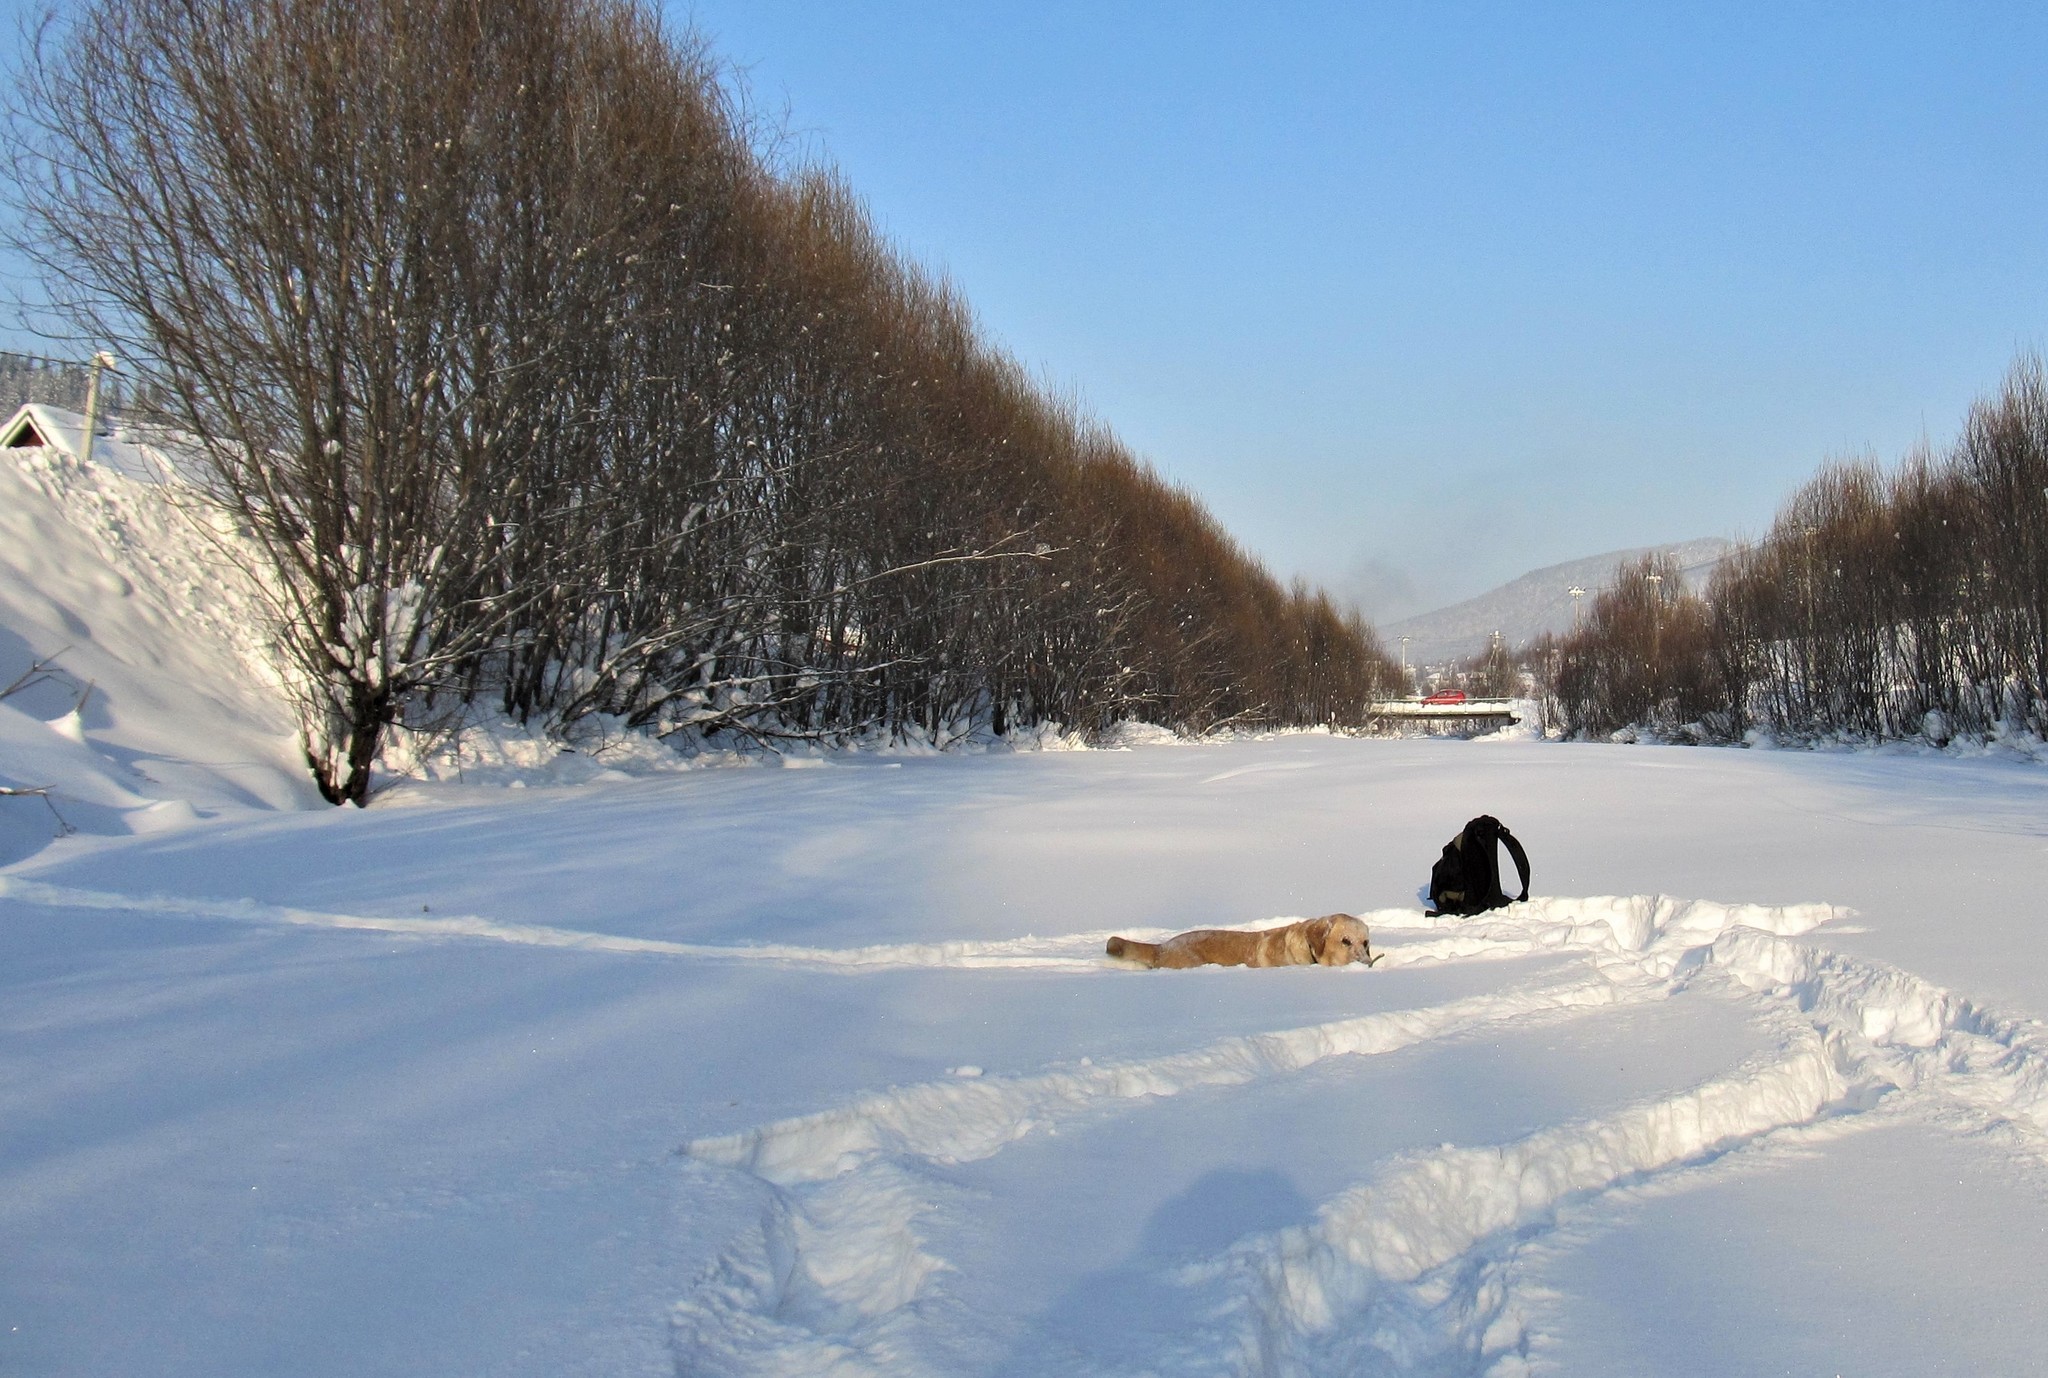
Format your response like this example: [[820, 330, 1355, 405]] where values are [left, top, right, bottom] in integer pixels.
[[1107, 928, 1274, 968]]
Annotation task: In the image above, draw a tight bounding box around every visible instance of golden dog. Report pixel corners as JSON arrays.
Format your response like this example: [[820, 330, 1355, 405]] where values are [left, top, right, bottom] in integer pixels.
[[1105, 914, 1375, 969]]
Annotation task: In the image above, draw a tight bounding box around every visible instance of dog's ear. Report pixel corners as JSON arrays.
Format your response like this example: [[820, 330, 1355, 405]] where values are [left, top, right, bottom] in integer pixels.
[[1305, 915, 1332, 956]]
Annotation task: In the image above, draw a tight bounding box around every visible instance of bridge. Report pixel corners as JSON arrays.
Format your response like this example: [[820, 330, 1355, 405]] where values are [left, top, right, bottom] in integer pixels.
[[1368, 698, 1522, 734]]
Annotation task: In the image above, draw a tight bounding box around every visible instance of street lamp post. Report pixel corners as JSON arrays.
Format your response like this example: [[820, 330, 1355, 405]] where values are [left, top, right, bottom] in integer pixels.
[[1646, 571, 1664, 701], [1801, 524, 1818, 643], [1800, 523, 1819, 707], [80, 350, 117, 470]]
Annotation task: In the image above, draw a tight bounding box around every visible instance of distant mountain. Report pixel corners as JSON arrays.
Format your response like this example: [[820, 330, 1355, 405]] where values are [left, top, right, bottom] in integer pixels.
[[1382, 537, 1737, 666]]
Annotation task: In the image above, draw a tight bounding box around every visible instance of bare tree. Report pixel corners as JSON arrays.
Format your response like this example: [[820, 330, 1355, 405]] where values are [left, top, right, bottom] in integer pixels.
[[1552, 553, 1719, 739], [9, 0, 1397, 800], [10, 0, 661, 800]]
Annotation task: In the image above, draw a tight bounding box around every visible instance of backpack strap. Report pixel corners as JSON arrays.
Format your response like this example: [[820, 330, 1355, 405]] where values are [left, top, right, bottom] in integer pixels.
[[1497, 826, 1531, 902]]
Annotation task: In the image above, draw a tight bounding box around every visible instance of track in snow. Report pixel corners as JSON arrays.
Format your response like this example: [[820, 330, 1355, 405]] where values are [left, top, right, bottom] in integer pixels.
[[671, 895, 2048, 1377], [0, 875, 1571, 975], [13, 875, 2045, 1374], [0, 876, 1148, 970]]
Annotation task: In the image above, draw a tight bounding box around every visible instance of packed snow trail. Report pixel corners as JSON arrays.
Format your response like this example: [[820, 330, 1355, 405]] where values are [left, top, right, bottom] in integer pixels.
[[1193, 1041, 1861, 1378], [670, 893, 2048, 1377], [1197, 923, 2048, 1377], [686, 972, 1649, 1185], [0, 876, 1145, 969], [683, 895, 1839, 1184], [0, 878, 1850, 982]]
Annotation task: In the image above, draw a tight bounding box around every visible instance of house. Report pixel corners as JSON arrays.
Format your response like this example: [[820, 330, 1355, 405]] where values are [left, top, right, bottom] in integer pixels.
[[1, 402, 184, 484], [0, 402, 84, 453]]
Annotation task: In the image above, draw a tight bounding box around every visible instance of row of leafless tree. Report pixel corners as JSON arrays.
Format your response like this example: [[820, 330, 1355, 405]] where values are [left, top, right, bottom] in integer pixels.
[[1539, 356, 2048, 743], [0, 349, 151, 418], [7, 0, 1395, 804], [1530, 552, 1722, 738]]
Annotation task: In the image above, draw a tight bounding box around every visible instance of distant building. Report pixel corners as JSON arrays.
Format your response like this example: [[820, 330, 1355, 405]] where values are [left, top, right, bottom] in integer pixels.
[[1, 402, 82, 453], [1, 402, 188, 484]]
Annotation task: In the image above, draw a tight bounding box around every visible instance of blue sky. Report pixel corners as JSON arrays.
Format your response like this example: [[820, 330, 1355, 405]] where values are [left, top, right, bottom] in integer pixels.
[[7, 4, 2046, 620], [672, 1, 2048, 618]]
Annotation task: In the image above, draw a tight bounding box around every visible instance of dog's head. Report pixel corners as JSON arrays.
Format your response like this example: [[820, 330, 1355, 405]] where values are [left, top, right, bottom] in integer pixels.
[[1310, 914, 1372, 966]]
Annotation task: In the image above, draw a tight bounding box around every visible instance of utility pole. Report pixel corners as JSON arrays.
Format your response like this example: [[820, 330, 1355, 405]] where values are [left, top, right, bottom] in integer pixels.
[[79, 350, 117, 470], [1646, 571, 1664, 700], [1800, 523, 1818, 707], [1569, 585, 1585, 628], [1801, 524, 1818, 646]]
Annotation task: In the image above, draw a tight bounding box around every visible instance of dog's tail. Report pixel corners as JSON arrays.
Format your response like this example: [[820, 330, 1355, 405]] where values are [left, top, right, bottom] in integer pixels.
[[1105, 935, 1159, 967]]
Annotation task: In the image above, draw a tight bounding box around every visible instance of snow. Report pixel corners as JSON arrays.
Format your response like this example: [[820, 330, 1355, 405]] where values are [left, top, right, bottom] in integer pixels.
[[8, 740, 2048, 1376], [7, 424, 2048, 1375], [0, 408, 314, 864]]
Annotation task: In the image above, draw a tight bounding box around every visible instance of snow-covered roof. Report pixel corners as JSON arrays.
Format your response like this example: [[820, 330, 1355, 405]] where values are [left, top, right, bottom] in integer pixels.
[[0, 401, 190, 484]]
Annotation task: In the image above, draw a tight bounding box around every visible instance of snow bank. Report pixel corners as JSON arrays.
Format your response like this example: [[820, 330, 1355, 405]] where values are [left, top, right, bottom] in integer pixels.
[[0, 416, 313, 860]]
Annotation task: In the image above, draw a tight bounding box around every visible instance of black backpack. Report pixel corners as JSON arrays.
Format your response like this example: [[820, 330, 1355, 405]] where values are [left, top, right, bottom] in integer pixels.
[[1426, 815, 1531, 917]]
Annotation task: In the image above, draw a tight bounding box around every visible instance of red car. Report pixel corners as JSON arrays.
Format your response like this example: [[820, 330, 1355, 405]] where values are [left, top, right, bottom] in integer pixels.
[[1420, 689, 1468, 705]]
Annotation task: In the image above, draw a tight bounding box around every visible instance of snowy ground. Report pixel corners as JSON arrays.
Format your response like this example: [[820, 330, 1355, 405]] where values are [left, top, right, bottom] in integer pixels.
[[7, 429, 2048, 1375], [0, 408, 315, 865], [6, 735, 2048, 1377]]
